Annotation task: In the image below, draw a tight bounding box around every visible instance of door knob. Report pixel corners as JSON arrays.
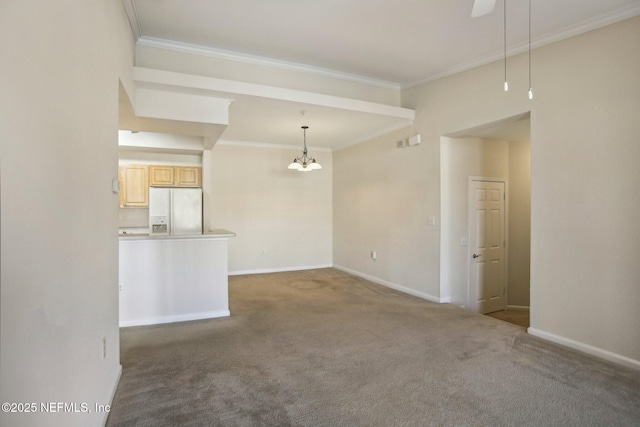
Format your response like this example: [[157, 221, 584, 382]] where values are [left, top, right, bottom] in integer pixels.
[[472, 253, 482, 258]]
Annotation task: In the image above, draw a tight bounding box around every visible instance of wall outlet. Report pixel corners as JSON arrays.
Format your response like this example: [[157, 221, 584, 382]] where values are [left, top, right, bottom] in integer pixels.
[[119, 282, 124, 293], [460, 236, 468, 246], [427, 216, 436, 226]]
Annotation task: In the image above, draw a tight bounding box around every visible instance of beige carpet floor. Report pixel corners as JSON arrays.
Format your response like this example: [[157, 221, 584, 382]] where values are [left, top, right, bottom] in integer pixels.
[[106, 268, 640, 426]]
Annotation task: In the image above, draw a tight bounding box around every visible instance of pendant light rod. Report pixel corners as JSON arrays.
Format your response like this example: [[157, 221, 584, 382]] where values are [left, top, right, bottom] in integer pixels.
[[528, 0, 533, 100], [302, 125, 308, 156], [503, 0, 508, 92]]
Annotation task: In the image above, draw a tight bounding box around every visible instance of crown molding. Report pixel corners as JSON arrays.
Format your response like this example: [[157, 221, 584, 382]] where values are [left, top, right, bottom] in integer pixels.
[[137, 36, 402, 91], [122, 0, 142, 41], [402, 2, 640, 89]]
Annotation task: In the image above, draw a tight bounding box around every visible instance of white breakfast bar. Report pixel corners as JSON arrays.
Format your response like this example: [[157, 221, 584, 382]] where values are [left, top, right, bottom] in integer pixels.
[[118, 229, 235, 327]]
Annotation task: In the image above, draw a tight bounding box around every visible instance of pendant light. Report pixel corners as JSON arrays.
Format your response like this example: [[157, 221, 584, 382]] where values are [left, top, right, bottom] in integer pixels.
[[528, 0, 533, 100], [503, 0, 508, 92], [499, 0, 533, 99], [288, 126, 321, 172]]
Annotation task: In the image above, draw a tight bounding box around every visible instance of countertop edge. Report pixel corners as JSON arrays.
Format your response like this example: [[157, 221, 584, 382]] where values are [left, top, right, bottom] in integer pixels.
[[119, 229, 235, 241]]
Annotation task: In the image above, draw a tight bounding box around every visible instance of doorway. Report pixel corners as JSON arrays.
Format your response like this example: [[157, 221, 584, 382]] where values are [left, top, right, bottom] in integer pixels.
[[440, 113, 531, 325]]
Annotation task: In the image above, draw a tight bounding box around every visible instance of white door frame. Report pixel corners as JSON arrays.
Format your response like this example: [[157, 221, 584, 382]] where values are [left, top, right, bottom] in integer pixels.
[[467, 176, 509, 312]]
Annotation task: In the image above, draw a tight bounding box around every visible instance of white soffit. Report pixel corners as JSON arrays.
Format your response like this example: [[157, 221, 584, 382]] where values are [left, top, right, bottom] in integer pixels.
[[118, 130, 205, 154], [132, 67, 415, 150], [119, 82, 227, 141], [133, 68, 414, 120], [134, 86, 231, 125]]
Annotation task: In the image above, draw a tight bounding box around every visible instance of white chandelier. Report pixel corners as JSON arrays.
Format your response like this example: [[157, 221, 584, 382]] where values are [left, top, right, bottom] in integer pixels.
[[288, 126, 322, 172]]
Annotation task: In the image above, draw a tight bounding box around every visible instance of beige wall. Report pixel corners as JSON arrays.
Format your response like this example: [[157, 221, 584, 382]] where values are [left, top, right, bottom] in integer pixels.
[[333, 127, 441, 301], [527, 16, 640, 364], [0, 1, 134, 426], [203, 144, 332, 273], [336, 16, 640, 365], [508, 139, 531, 308]]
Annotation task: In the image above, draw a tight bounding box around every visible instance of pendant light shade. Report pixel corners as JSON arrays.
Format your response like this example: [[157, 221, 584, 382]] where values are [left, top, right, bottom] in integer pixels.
[[288, 126, 321, 172]]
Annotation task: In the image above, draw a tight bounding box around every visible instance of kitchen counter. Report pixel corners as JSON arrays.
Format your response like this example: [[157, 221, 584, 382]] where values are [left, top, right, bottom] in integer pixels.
[[119, 229, 235, 240], [119, 229, 235, 327]]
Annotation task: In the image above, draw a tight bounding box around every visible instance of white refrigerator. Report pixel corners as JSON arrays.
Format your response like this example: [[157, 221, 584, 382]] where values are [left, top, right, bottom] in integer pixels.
[[149, 187, 203, 236]]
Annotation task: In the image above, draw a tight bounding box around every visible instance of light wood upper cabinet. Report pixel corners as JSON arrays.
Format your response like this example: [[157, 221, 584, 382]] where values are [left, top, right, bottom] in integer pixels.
[[119, 165, 149, 208], [119, 164, 202, 208], [149, 166, 175, 186], [175, 166, 201, 187], [148, 166, 201, 187]]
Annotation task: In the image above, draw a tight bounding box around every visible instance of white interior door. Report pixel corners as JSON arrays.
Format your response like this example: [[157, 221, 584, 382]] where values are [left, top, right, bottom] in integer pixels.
[[468, 179, 506, 313]]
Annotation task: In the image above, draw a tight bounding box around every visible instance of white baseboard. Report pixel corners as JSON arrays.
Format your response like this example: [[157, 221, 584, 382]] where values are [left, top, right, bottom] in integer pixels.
[[507, 305, 530, 311], [229, 264, 333, 276], [119, 310, 230, 327], [101, 364, 122, 426], [528, 327, 640, 371], [333, 264, 443, 303]]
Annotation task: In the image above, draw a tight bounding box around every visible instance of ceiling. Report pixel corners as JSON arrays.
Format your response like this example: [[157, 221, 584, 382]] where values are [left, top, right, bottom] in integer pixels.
[[121, 0, 640, 149]]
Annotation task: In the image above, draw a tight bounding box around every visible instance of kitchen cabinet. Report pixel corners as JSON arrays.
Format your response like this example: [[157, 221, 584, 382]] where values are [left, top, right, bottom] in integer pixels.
[[175, 166, 201, 187], [119, 164, 202, 208], [149, 166, 201, 187], [119, 165, 149, 208], [149, 166, 175, 186]]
